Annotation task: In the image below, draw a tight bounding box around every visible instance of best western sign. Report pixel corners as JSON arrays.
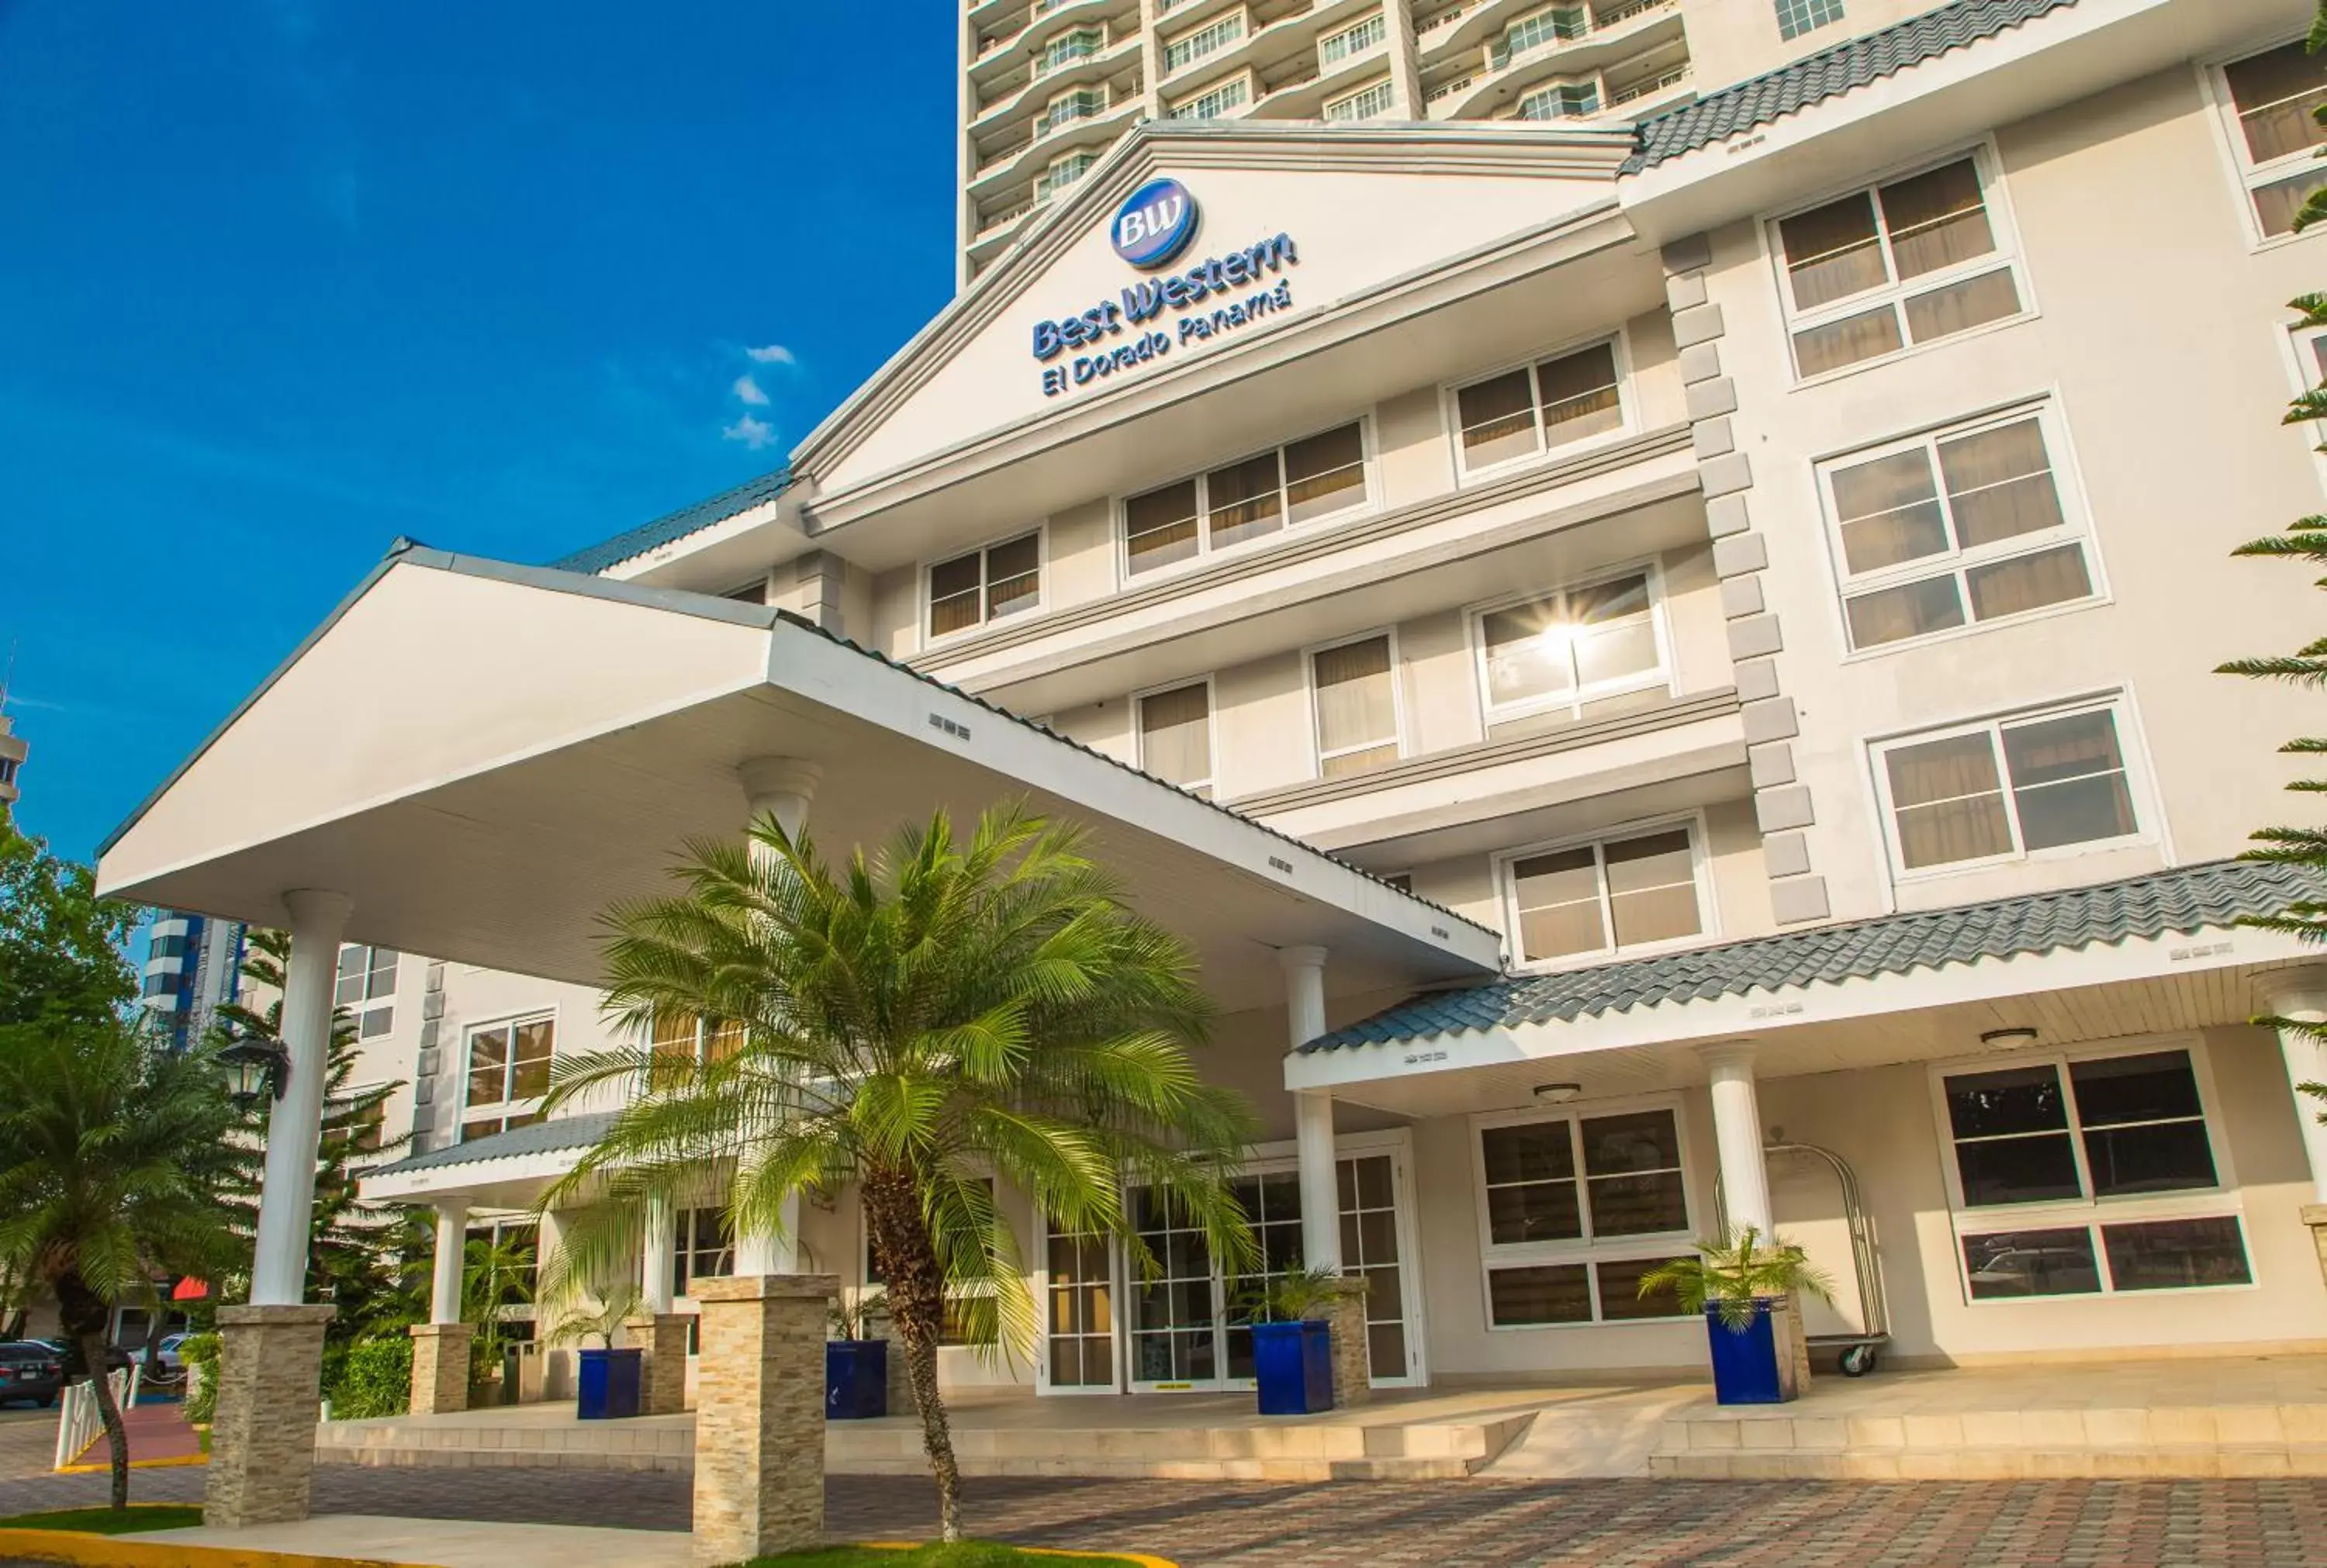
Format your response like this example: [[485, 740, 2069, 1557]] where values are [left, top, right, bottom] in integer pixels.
[[1031, 179, 1302, 399]]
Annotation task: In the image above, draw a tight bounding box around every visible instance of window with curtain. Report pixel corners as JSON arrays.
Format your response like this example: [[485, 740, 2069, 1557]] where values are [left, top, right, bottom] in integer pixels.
[[1820, 407, 2096, 651], [1137, 682, 1213, 796], [2217, 40, 2327, 239], [461, 1015, 554, 1142], [1123, 423, 1368, 575], [1503, 824, 1702, 965], [1453, 340, 1623, 473], [927, 533, 1041, 640], [1310, 635, 1399, 776], [1770, 153, 2026, 378], [1938, 1045, 2250, 1300], [1475, 570, 1662, 720], [1475, 1105, 1693, 1327], [1876, 703, 2139, 875]]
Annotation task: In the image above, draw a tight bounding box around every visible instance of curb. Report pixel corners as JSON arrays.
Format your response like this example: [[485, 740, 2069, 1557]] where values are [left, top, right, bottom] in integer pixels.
[[0, 1528, 406, 1568], [54, 1454, 209, 1475], [859, 1544, 1177, 1567]]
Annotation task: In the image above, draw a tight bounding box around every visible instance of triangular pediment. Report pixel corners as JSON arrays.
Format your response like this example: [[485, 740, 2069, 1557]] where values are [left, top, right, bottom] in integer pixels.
[[794, 121, 1637, 509]]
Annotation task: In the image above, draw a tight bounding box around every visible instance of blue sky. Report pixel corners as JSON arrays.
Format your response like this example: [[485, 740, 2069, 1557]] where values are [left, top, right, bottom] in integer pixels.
[[1, 2, 960, 865]]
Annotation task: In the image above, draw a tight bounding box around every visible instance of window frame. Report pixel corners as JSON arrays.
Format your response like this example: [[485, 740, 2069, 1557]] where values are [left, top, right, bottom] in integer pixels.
[[1463, 556, 1675, 727], [1132, 674, 1219, 799], [1865, 692, 2158, 886], [921, 525, 1046, 648], [334, 943, 399, 1040], [673, 1204, 735, 1301], [1492, 811, 1718, 972], [1167, 68, 1255, 119], [1925, 1034, 2255, 1306], [458, 1009, 558, 1141], [2200, 37, 2327, 250], [1302, 626, 1407, 780], [1440, 330, 1634, 484], [1813, 398, 2108, 658], [1468, 1093, 1704, 1331], [1162, 6, 1247, 76], [1112, 418, 1375, 584], [1319, 12, 1388, 67], [1762, 141, 2035, 386], [1774, 0, 1845, 43], [2280, 315, 2327, 494], [1323, 76, 1395, 122]]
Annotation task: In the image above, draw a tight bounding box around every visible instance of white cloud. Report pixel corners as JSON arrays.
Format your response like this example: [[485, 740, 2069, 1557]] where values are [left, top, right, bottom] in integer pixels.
[[745, 344, 796, 366], [722, 414, 778, 451], [731, 374, 769, 406]]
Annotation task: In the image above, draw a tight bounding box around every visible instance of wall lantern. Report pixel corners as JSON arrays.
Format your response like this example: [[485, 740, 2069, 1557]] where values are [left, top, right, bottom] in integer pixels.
[[217, 1029, 290, 1108]]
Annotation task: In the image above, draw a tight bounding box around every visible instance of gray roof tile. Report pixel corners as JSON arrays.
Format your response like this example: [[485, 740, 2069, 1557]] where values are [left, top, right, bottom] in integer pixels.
[[1623, 0, 2079, 173], [367, 1110, 617, 1177], [550, 468, 792, 575], [1303, 858, 2325, 1053]]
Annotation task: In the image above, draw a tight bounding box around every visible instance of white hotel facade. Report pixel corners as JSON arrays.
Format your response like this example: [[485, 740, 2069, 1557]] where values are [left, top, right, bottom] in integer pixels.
[[99, 0, 2327, 1402]]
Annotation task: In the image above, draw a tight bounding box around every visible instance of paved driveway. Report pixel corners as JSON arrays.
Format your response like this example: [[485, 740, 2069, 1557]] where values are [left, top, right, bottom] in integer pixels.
[[2, 1457, 2324, 1566]]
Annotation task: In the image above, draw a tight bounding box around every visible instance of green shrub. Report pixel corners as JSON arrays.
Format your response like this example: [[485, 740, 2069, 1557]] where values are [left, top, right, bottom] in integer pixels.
[[176, 1332, 221, 1425], [323, 1336, 411, 1421]]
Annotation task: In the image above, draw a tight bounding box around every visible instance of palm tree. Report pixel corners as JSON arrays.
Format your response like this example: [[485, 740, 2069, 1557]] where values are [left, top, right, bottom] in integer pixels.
[[0, 1014, 247, 1507], [544, 803, 1259, 1542]]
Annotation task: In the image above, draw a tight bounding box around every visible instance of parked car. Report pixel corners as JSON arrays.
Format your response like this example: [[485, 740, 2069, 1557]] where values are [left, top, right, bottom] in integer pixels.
[[32, 1338, 133, 1381], [151, 1333, 192, 1382], [0, 1342, 64, 1407]]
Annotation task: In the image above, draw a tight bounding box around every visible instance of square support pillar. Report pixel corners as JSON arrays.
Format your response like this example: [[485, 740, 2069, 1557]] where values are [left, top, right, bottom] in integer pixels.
[[690, 1273, 837, 1566], [2302, 1207, 2327, 1288], [628, 1313, 694, 1416], [407, 1322, 474, 1416], [204, 1303, 334, 1528], [1326, 1278, 1371, 1410]]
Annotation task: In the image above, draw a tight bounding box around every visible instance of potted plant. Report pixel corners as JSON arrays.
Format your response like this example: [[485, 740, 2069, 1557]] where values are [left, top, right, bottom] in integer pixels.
[[826, 1290, 890, 1421], [1639, 1227, 1834, 1406], [1241, 1266, 1340, 1417], [546, 1286, 643, 1421]]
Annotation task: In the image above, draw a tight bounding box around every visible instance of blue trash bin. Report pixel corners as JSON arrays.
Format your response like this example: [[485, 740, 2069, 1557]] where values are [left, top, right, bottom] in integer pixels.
[[1252, 1319, 1333, 1416], [576, 1346, 644, 1420], [1703, 1302, 1789, 1405], [826, 1339, 889, 1420]]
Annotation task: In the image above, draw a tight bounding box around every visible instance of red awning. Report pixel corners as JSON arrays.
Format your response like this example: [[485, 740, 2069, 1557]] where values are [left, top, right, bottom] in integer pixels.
[[170, 1277, 209, 1302]]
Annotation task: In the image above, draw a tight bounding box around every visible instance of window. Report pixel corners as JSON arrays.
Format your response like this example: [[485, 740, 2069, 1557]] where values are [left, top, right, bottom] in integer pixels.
[[1309, 634, 1400, 778], [327, 1089, 390, 1157], [1472, 568, 1664, 721], [1453, 340, 1623, 473], [1039, 27, 1103, 74], [1037, 154, 1095, 202], [1043, 85, 1107, 133], [1517, 81, 1599, 120], [1775, 0, 1844, 42], [334, 944, 398, 1039], [1165, 12, 1243, 74], [1502, 823, 1703, 965], [1938, 1045, 2251, 1300], [649, 1012, 747, 1080], [1504, 5, 1586, 60], [1169, 74, 1251, 119], [2215, 40, 2327, 239], [1875, 700, 2142, 875], [1320, 13, 1386, 65], [927, 533, 1040, 640], [1475, 1105, 1694, 1327], [673, 1207, 735, 1297], [1323, 78, 1395, 122], [1771, 154, 2026, 378], [462, 1015, 554, 1142], [1136, 682, 1213, 797], [1820, 407, 2096, 651], [1122, 423, 1366, 575]]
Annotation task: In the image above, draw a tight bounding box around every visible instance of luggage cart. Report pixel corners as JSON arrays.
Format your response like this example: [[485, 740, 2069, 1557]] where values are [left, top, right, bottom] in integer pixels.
[[1763, 1141, 1890, 1376]]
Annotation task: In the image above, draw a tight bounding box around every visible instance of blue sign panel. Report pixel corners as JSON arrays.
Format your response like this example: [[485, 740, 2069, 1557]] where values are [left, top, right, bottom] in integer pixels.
[[1111, 178, 1198, 270]]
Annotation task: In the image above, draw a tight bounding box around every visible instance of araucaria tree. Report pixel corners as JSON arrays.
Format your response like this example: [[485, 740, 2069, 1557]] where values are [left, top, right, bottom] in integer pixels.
[[2222, 6, 2327, 1110], [546, 804, 1258, 1542]]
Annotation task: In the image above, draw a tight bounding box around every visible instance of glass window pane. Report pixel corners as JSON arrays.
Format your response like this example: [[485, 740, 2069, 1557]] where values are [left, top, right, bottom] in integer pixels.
[[1312, 636, 1395, 757], [1486, 1180, 1582, 1245], [1139, 682, 1211, 789], [510, 1019, 555, 1101], [1938, 420, 2061, 547], [2069, 1051, 2204, 1127], [1206, 451, 1285, 549], [1878, 160, 1995, 279], [1488, 1263, 1592, 1326], [467, 1026, 510, 1107], [984, 534, 1041, 620], [1587, 1173, 1689, 1236], [367, 948, 399, 1000], [1945, 1064, 2068, 1140], [1457, 369, 1538, 466], [1574, 620, 1661, 689], [1125, 481, 1200, 573], [1840, 502, 1953, 577], [1511, 846, 1606, 960], [1966, 546, 2090, 621], [1579, 1110, 1682, 1175], [2102, 1217, 2252, 1291], [1903, 268, 2021, 344], [1780, 192, 1888, 311], [1831, 446, 1939, 523], [1886, 731, 2012, 867], [1847, 577, 1966, 648], [1597, 1255, 1693, 1320], [1602, 830, 1699, 948], [2003, 711, 2135, 851], [929, 553, 984, 636], [1963, 1228, 2101, 1298], [1794, 305, 1903, 376], [359, 1006, 392, 1039], [1284, 424, 1366, 524], [2253, 168, 2327, 237], [1480, 599, 1578, 710], [2226, 43, 2327, 164], [1955, 1135, 2083, 1207], [1537, 344, 1621, 445], [1482, 1122, 1575, 1184], [2082, 1121, 2218, 1197]]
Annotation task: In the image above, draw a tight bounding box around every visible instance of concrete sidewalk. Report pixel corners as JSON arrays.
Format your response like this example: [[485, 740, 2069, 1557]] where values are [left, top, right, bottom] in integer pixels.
[[138, 1516, 690, 1568]]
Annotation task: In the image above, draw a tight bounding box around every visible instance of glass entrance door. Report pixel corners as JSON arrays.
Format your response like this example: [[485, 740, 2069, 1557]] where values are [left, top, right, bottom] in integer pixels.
[[1128, 1185, 1218, 1389], [1042, 1218, 1117, 1393]]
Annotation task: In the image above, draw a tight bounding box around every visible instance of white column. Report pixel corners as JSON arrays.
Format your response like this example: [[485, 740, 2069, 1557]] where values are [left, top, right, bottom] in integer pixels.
[[2260, 971, 2327, 1204], [1281, 946, 1341, 1275], [430, 1201, 469, 1325], [250, 889, 353, 1307], [735, 758, 824, 1276], [642, 1197, 677, 1316], [1699, 1041, 1774, 1243]]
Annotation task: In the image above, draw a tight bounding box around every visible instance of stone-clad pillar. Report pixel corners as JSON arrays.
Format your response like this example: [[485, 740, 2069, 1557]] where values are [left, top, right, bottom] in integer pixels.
[[631, 1313, 694, 1417], [407, 1324, 474, 1417], [203, 1304, 334, 1528], [1326, 1277, 1371, 1410], [690, 1274, 837, 1566]]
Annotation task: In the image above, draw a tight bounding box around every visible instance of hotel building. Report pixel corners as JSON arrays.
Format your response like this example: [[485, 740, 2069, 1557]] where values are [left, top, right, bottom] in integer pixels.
[[101, 0, 2327, 1412]]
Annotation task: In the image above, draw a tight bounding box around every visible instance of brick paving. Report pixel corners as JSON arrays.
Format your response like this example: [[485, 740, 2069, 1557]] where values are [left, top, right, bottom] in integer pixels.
[[2, 1452, 2326, 1565]]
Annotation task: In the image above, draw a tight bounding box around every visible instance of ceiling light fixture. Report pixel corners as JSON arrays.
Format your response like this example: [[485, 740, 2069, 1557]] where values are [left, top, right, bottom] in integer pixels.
[[1533, 1083, 1582, 1103], [1980, 1027, 2039, 1050]]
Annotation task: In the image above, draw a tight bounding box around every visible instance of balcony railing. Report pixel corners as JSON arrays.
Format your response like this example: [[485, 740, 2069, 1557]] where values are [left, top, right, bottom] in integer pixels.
[[1608, 61, 1689, 104]]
